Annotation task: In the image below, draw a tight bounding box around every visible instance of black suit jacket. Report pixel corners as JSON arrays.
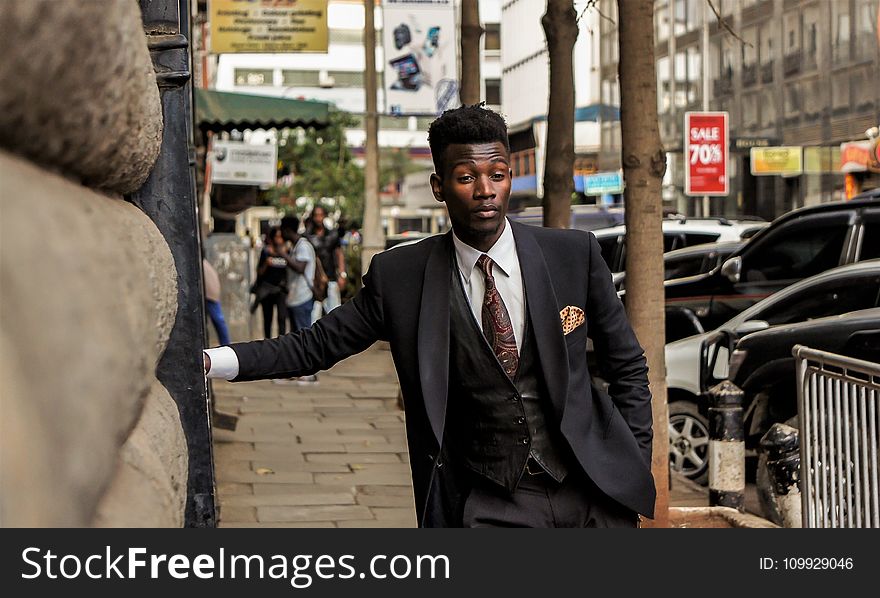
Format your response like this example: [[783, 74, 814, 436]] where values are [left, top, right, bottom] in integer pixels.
[[230, 221, 656, 525]]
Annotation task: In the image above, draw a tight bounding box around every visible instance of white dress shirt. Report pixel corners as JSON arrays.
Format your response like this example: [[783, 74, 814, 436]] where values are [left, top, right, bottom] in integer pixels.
[[451, 219, 525, 352], [205, 218, 526, 379]]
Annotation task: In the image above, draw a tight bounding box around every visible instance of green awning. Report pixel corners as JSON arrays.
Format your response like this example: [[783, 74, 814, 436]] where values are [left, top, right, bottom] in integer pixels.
[[195, 89, 331, 132]]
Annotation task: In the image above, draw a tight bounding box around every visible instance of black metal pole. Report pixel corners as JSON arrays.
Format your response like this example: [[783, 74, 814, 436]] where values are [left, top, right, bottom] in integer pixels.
[[130, 0, 216, 527], [707, 380, 745, 511]]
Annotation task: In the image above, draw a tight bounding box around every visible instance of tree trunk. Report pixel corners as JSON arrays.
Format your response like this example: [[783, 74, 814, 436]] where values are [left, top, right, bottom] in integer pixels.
[[460, 0, 483, 105], [617, 0, 669, 528], [362, 0, 383, 271], [541, 0, 578, 229]]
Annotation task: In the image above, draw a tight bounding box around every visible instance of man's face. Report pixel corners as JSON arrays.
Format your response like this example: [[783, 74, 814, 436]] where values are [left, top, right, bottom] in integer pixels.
[[430, 141, 511, 249], [312, 207, 326, 227]]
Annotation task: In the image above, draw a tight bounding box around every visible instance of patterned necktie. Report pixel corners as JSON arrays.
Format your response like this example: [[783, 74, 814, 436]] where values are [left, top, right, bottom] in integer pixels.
[[476, 254, 519, 378]]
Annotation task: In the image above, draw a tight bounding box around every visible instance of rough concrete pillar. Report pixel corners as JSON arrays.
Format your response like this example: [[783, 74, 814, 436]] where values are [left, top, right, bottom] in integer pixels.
[[0, 0, 163, 194], [0, 151, 181, 526]]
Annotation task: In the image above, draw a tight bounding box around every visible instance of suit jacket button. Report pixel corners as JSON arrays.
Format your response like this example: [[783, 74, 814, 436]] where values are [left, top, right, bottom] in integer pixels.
[[510, 394, 519, 402], [520, 437, 529, 445], [515, 416, 525, 425]]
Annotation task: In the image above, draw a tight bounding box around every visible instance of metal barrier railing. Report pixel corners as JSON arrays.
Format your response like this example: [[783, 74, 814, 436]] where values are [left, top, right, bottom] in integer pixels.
[[795, 345, 880, 528]]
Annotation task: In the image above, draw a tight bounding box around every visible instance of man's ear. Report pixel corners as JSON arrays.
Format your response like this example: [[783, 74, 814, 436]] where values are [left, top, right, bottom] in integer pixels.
[[430, 173, 444, 203]]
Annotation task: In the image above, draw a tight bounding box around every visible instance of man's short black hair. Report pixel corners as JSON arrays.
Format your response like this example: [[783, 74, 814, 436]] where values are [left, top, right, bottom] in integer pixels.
[[280, 215, 300, 241], [427, 104, 509, 174]]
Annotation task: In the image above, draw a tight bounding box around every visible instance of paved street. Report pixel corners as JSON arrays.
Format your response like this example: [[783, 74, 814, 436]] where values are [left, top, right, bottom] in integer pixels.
[[212, 342, 417, 528]]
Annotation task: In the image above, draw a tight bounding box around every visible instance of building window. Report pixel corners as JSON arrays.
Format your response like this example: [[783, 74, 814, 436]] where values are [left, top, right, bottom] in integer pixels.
[[328, 71, 364, 88], [673, 0, 698, 36], [759, 89, 776, 129], [802, 78, 823, 120], [657, 56, 671, 114], [803, 4, 820, 70], [686, 45, 701, 106], [742, 93, 758, 129], [759, 21, 775, 65], [784, 82, 802, 119], [853, 68, 875, 110], [234, 68, 274, 86], [832, 0, 851, 65], [281, 70, 320, 87], [485, 78, 501, 106], [832, 72, 849, 112], [378, 116, 411, 130], [712, 38, 734, 98], [602, 78, 620, 106], [485, 23, 500, 51], [655, 2, 670, 42], [855, 0, 878, 60]]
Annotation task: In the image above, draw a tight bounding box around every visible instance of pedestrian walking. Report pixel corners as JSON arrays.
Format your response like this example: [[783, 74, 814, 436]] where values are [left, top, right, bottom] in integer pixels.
[[252, 226, 288, 338], [306, 205, 347, 321], [280, 215, 319, 384], [203, 258, 230, 346], [280, 216, 316, 333], [206, 105, 654, 527]]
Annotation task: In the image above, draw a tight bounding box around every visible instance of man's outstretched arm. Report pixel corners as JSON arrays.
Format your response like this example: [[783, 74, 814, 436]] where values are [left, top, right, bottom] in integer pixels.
[[205, 258, 387, 382]]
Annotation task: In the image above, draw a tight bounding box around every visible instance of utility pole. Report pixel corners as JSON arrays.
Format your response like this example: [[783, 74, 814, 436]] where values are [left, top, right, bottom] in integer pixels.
[[362, 0, 383, 271]]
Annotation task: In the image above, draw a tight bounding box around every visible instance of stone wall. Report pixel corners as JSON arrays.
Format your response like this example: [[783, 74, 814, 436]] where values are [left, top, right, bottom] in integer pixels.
[[0, 0, 187, 527]]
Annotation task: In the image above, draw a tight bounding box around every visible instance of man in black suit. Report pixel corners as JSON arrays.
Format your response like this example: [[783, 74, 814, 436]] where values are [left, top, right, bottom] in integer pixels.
[[206, 105, 654, 527]]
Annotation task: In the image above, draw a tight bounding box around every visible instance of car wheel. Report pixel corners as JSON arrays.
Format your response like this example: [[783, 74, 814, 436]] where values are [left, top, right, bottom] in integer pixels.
[[668, 401, 710, 485]]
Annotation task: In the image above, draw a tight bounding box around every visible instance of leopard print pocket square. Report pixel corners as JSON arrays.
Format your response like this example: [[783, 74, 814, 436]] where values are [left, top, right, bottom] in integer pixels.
[[559, 305, 585, 335]]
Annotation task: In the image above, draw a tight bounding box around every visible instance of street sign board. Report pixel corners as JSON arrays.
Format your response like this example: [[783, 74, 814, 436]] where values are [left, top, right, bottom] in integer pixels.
[[583, 171, 624, 195], [209, 0, 329, 54], [684, 112, 729, 196], [750, 147, 803, 175], [210, 140, 278, 186]]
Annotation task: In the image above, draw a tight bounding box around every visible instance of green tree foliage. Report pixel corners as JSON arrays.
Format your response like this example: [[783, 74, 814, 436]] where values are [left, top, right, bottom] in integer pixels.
[[269, 111, 422, 223], [274, 111, 365, 221]]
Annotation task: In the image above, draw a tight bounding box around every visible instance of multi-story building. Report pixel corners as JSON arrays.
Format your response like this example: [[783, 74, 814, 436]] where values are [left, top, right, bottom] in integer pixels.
[[204, 0, 502, 234], [598, 0, 880, 220], [501, 0, 610, 209]]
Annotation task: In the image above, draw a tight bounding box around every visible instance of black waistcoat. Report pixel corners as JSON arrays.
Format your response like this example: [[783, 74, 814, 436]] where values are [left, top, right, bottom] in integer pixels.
[[445, 256, 570, 493]]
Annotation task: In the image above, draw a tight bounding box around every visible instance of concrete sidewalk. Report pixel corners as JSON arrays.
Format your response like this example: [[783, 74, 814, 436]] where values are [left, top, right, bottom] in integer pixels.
[[212, 343, 416, 528], [212, 343, 714, 527]]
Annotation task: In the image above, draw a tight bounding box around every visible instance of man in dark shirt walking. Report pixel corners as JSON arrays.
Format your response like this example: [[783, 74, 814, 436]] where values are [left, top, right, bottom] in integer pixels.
[[306, 205, 347, 320]]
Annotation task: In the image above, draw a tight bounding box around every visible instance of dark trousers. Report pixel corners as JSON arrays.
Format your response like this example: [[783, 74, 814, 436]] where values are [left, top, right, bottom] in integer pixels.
[[260, 292, 287, 338], [462, 468, 639, 528], [287, 299, 314, 332]]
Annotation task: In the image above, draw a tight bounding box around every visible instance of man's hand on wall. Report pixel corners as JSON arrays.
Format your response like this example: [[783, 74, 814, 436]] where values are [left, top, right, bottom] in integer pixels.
[[203, 352, 211, 376]]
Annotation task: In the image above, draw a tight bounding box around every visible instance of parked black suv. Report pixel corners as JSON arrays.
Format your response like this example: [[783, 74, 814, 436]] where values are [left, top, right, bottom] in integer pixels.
[[665, 191, 880, 341]]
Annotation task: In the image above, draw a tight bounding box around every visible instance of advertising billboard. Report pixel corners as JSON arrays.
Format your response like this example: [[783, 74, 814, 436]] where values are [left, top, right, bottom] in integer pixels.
[[684, 112, 729, 196], [382, 0, 459, 115]]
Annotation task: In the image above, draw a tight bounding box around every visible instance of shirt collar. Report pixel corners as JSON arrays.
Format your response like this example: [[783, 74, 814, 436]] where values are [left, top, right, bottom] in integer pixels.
[[451, 218, 517, 280]]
